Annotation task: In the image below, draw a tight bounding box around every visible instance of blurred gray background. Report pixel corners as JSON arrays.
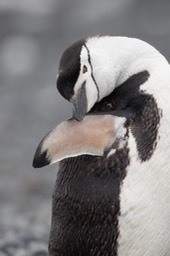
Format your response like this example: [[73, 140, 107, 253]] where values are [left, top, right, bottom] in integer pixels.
[[0, 0, 170, 251]]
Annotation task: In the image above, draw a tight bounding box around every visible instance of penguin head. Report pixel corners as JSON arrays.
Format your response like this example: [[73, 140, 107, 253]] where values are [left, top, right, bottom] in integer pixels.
[[57, 36, 162, 121]]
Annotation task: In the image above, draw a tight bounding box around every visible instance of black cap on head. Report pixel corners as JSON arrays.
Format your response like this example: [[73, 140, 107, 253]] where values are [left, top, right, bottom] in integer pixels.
[[57, 38, 85, 101]]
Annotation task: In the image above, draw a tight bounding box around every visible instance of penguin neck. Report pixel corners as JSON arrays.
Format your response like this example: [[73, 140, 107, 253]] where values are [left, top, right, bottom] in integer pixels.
[[87, 36, 167, 102], [49, 149, 130, 255]]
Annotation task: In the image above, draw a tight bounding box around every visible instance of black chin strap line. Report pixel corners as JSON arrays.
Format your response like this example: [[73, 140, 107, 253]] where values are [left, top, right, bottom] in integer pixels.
[[84, 44, 100, 101]]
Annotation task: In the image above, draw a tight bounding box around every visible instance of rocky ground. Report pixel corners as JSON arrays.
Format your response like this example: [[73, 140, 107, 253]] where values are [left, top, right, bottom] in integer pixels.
[[0, 197, 51, 256], [0, 200, 50, 256]]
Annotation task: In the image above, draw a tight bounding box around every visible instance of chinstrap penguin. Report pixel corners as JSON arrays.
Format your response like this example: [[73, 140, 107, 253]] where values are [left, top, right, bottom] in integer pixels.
[[33, 36, 170, 256]]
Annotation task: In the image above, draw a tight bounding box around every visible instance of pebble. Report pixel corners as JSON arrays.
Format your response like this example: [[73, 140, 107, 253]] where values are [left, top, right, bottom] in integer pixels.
[[29, 241, 48, 255]]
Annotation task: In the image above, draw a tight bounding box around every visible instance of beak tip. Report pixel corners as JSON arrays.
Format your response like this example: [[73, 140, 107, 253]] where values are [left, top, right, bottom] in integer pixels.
[[73, 113, 84, 122], [72, 104, 86, 122]]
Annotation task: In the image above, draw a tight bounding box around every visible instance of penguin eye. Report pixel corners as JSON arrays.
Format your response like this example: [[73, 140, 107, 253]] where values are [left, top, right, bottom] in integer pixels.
[[83, 65, 88, 73]]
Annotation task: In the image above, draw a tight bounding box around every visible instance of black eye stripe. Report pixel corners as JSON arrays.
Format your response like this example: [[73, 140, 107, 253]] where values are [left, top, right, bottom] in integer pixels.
[[84, 44, 100, 101]]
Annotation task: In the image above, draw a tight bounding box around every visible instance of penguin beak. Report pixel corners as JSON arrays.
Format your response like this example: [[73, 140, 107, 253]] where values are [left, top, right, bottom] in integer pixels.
[[72, 82, 87, 122]]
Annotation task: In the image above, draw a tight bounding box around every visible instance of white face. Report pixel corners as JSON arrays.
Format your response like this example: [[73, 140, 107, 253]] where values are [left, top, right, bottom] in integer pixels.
[[73, 45, 99, 112]]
